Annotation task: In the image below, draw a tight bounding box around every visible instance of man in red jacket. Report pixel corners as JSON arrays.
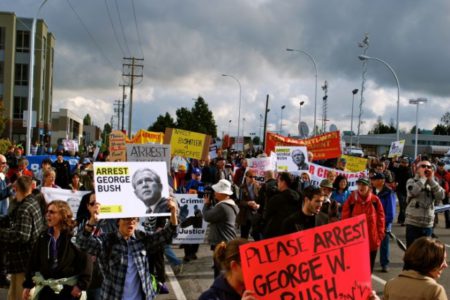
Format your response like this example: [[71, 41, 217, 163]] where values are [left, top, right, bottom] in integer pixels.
[[342, 177, 385, 273]]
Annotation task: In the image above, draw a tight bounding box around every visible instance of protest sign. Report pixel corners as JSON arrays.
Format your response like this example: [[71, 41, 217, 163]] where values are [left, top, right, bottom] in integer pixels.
[[109, 130, 127, 161], [276, 146, 309, 173], [172, 194, 207, 244], [247, 157, 275, 182], [388, 140, 405, 158], [265, 131, 341, 160], [341, 155, 367, 172], [164, 128, 211, 160], [62, 139, 79, 153], [240, 215, 371, 300], [27, 155, 79, 174], [126, 144, 171, 169], [41, 187, 91, 216], [94, 161, 170, 218], [308, 162, 366, 190], [128, 129, 164, 144], [209, 144, 218, 160]]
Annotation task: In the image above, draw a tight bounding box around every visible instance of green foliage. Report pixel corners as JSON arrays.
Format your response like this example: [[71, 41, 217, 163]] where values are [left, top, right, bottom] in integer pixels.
[[369, 116, 396, 134], [102, 123, 112, 147], [441, 112, 450, 126], [83, 114, 92, 126], [252, 136, 261, 145], [0, 139, 11, 154], [433, 124, 448, 135], [148, 113, 176, 133]]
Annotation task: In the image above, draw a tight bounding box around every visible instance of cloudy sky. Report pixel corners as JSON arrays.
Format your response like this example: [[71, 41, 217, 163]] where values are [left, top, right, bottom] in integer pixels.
[[3, 0, 450, 138]]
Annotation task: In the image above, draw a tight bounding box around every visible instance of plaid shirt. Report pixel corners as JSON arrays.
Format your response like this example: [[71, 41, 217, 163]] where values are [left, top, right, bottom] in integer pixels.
[[0, 194, 44, 273], [77, 223, 177, 300]]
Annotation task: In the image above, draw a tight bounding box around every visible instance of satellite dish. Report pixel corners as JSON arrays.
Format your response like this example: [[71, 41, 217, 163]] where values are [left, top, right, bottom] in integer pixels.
[[329, 124, 338, 132], [298, 121, 309, 137]]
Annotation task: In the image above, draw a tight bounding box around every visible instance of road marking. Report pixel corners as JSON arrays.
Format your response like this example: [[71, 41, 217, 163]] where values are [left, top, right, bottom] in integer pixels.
[[165, 265, 187, 300], [372, 274, 387, 285]]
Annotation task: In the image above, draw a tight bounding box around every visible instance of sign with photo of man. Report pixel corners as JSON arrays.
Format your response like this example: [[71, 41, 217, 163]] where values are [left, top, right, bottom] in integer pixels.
[[94, 161, 171, 218], [276, 146, 309, 173], [173, 194, 207, 244]]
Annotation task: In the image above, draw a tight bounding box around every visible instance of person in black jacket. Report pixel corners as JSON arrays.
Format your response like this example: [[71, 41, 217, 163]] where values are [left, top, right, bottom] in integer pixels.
[[52, 152, 71, 189], [262, 172, 300, 238], [392, 157, 413, 225], [23, 200, 92, 300]]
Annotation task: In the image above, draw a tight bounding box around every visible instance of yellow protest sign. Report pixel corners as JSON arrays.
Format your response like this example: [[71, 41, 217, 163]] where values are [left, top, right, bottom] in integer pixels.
[[164, 128, 211, 160], [128, 129, 164, 144], [342, 155, 367, 172]]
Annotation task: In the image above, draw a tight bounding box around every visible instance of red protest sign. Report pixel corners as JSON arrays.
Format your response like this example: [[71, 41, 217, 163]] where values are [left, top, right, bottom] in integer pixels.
[[240, 215, 371, 300]]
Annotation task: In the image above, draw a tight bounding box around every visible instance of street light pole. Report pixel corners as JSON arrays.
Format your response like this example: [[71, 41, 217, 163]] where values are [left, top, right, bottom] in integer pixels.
[[409, 98, 428, 159], [358, 55, 401, 141], [350, 89, 359, 149], [222, 74, 242, 151], [26, 0, 48, 155], [228, 120, 231, 135], [287, 48, 318, 136], [280, 105, 286, 135], [298, 101, 305, 127]]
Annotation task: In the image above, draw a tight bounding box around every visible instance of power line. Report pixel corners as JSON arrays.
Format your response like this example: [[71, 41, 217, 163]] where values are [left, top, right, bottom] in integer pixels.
[[131, 0, 145, 59], [65, 0, 116, 69], [113, 0, 131, 57], [104, 0, 126, 57]]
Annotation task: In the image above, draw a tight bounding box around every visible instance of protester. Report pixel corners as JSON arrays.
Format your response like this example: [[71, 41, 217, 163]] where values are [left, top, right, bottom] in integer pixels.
[[68, 172, 84, 191], [342, 177, 385, 272], [392, 157, 413, 226], [40, 169, 61, 189], [52, 152, 71, 189], [203, 179, 239, 278], [0, 154, 12, 288], [405, 160, 445, 247], [281, 185, 325, 234], [0, 176, 44, 300], [237, 170, 259, 239], [233, 158, 248, 186], [35, 158, 53, 185], [77, 198, 179, 300], [383, 237, 448, 300], [371, 173, 396, 272], [22, 200, 92, 300], [263, 172, 300, 238], [252, 170, 277, 241], [298, 172, 311, 194], [375, 161, 395, 189], [198, 239, 257, 300], [336, 158, 347, 171], [435, 161, 450, 228], [318, 179, 339, 224], [331, 175, 350, 206]]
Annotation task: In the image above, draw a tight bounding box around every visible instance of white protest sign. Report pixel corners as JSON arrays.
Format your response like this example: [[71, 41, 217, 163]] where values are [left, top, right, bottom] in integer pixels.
[[126, 143, 171, 169], [275, 146, 309, 173], [308, 162, 367, 191], [247, 157, 274, 182], [41, 187, 91, 216], [173, 194, 207, 244], [388, 140, 405, 158], [94, 161, 170, 218]]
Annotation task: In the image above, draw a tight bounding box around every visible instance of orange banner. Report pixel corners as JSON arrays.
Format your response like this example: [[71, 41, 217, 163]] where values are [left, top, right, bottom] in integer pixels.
[[240, 215, 371, 300], [126, 129, 164, 144], [265, 131, 341, 160]]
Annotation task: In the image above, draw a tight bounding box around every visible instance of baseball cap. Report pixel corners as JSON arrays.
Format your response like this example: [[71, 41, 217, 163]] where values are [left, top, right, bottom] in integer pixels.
[[356, 177, 370, 186], [371, 172, 385, 180], [192, 167, 202, 175], [320, 179, 334, 189]]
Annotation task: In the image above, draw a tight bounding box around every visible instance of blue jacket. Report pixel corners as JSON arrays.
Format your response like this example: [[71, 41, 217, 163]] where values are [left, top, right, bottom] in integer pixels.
[[198, 274, 241, 300], [373, 185, 396, 231]]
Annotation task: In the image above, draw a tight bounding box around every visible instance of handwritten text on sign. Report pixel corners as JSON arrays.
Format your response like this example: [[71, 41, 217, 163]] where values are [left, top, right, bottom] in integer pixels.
[[240, 215, 372, 300]]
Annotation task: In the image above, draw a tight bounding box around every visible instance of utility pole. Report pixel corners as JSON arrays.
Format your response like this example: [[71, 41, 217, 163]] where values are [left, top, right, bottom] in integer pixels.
[[119, 84, 128, 132], [262, 94, 270, 151], [113, 100, 122, 130], [122, 57, 144, 138]]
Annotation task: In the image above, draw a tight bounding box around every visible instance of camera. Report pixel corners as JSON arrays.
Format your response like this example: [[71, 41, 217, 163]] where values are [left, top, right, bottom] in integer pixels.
[[198, 185, 214, 199]]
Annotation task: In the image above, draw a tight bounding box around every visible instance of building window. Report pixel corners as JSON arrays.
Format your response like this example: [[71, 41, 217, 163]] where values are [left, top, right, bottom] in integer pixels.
[[13, 96, 27, 119], [0, 27, 5, 50], [16, 30, 30, 53], [14, 63, 28, 86]]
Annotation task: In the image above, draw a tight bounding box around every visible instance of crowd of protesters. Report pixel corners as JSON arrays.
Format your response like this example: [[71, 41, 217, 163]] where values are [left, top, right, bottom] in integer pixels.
[[0, 141, 448, 299]]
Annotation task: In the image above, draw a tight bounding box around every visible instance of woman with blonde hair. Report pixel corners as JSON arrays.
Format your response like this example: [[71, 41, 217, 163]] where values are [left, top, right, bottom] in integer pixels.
[[199, 238, 257, 300], [384, 236, 448, 299], [22, 200, 91, 300], [40, 169, 60, 189]]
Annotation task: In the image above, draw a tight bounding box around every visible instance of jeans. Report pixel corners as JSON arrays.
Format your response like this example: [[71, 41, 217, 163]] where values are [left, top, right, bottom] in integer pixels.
[[164, 244, 182, 266], [380, 232, 390, 268], [406, 225, 432, 248]]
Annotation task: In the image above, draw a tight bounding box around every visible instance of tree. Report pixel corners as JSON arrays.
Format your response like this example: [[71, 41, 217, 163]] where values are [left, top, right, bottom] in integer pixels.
[[433, 124, 448, 135], [191, 97, 217, 137], [410, 125, 422, 134], [441, 112, 450, 126], [252, 136, 261, 145], [102, 123, 112, 146], [369, 116, 396, 134], [148, 113, 176, 133], [83, 114, 92, 126]]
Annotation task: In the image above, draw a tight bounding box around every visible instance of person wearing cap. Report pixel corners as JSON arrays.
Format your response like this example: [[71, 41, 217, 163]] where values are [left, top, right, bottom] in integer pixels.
[[185, 167, 203, 193], [435, 161, 450, 228], [291, 149, 309, 171], [392, 157, 413, 226], [202, 179, 239, 278], [342, 177, 385, 272], [405, 160, 445, 248], [371, 172, 396, 272], [317, 179, 339, 224], [336, 158, 347, 171]]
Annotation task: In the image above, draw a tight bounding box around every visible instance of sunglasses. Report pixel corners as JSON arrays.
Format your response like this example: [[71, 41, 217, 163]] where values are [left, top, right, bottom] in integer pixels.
[[420, 165, 432, 169], [88, 202, 97, 206]]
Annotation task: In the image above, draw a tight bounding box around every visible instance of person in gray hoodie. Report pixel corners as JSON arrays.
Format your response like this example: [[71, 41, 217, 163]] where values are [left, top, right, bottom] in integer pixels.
[[203, 179, 239, 278], [405, 160, 445, 248]]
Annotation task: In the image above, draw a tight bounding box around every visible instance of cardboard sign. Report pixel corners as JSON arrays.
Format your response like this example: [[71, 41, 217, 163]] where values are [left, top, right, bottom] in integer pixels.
[[276, 146, 309, 173], [128, 129, 164, 144], [265, 131, 342, 160], [94, 161, 170, 218], [173, 194, 207, 244], [41, 188, 91, 216], [341, 155, 368, 172], [126, 144, 171, 169], [240, 215, 371, 300], [388, 140, 405, 158], [247, 157, 275, 182], [109, 130, 127, 162], [164, 128, 211, 160], [308, 162, 367, 191]]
